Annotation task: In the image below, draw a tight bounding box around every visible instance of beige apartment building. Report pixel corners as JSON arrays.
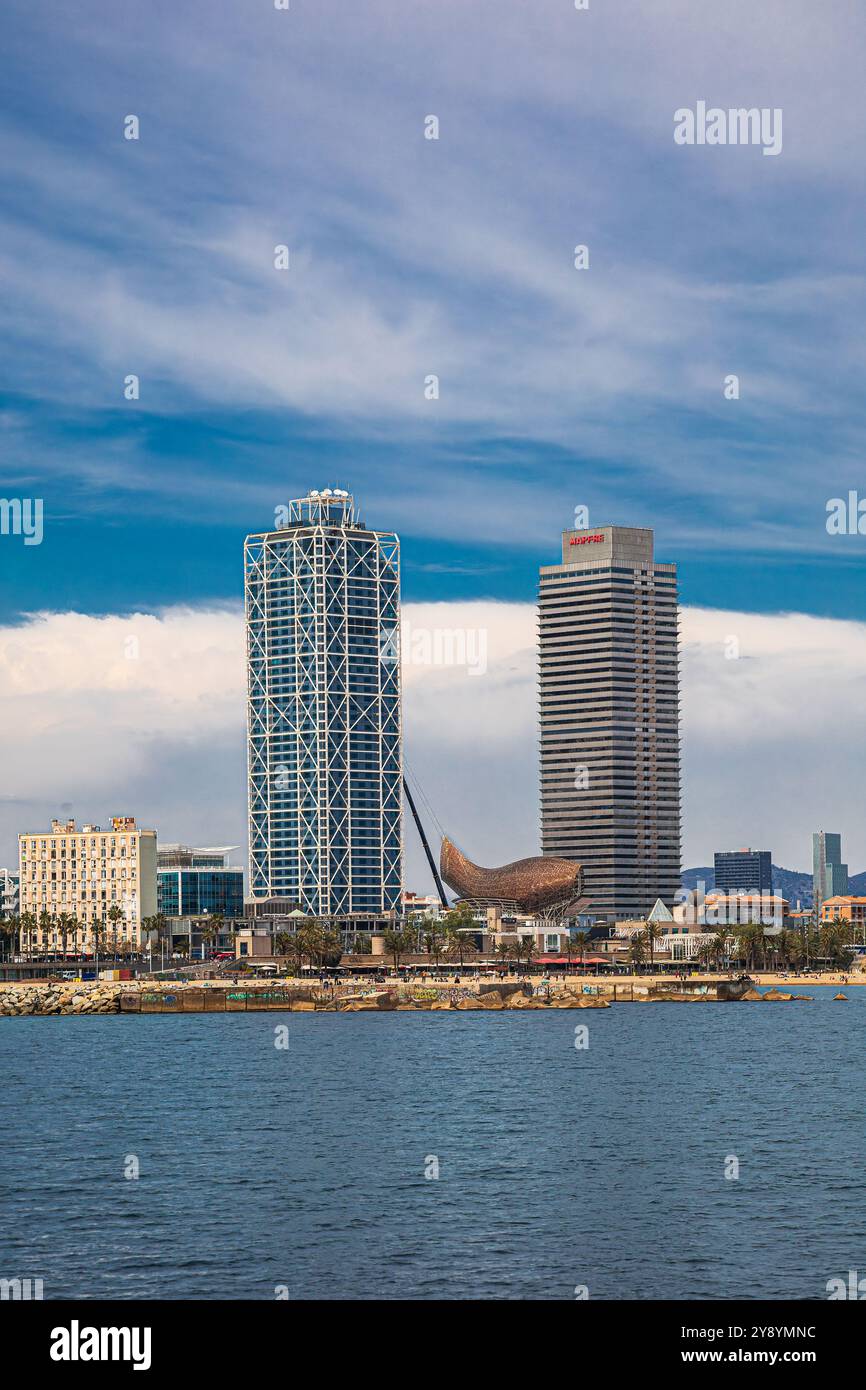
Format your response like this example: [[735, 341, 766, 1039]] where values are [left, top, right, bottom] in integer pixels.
[[17, 817, 157, 956]]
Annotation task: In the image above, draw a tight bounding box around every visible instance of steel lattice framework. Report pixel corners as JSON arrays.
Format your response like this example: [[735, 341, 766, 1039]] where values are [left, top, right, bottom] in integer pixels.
[[245, 492, 402, 920]]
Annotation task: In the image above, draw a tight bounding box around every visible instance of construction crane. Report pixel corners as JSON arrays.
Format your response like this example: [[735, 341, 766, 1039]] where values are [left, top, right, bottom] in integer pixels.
[[402, 774, 449, 908]]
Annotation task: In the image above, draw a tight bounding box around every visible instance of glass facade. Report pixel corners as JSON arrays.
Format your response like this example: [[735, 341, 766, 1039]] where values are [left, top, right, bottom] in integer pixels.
[[157, 868, 244, 918], [713, 849, 773, 895], [245, 491, 402, 917]]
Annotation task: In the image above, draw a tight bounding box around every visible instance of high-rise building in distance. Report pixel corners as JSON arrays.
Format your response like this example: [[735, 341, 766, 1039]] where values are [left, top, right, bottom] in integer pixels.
[[812, 831, 848, 911], [713, 848, 773, 895], [539, 525, 681, 921], [245, 489, 402, 926]]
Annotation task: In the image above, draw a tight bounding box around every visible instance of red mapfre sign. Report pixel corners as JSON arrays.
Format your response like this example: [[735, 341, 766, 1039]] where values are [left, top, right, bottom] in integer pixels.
[[569, 534, 604, 546]]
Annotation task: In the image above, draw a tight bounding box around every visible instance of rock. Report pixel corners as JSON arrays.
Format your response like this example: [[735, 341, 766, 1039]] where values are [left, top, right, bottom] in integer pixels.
[[476, 992, 503, 1009], [741, 989, 765, 1000], [834, 993, 848, 1001], [455, 997, 484, 1010], [762, 989, 794, 1001]]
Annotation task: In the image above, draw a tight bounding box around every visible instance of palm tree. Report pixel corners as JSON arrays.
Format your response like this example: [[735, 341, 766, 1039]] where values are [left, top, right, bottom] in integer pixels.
[[643, 920, 663, 973], [493, 939, 513, 973], [383, 927, 412, 973], [20, 910, 37, 959], [510, 936, 536, 975], [423, 927, 445, 972], [1, 913, 21, 961], [56, 911, 72, 962], [573, 930, 589, 971], [444, 932, 477, 970], [38, 908, 53, 960], [107, 904, 124, 960], [695, 939, 715, 973], [628, 931, 647, 971], [711, 927, 730, 971]]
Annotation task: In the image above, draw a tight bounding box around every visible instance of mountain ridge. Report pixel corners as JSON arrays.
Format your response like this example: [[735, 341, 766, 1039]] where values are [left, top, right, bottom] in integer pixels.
[[681, 866, 866, 909]]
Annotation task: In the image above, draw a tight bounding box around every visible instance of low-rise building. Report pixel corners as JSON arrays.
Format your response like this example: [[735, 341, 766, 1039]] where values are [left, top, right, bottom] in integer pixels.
[[157, 844, 244, 918], [0, 867, 19, 919], [17, 816, 157, 956], [402, 890, 444, 920], [821, 896, 866, 927]]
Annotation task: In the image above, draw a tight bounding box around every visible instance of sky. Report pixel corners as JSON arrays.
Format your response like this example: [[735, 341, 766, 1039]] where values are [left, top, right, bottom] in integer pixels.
[[1, 2, 865, 881]]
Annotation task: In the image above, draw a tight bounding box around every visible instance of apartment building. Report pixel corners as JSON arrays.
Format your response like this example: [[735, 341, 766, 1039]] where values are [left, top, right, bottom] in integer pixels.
[[17, 816, 157, 956]]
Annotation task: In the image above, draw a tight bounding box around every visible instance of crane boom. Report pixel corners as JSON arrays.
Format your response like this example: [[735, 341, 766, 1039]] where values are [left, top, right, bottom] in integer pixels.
[[402, 775, 448, 907]]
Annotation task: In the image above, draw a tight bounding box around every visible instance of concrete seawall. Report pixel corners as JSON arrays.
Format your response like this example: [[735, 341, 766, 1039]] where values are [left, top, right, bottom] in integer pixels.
[[0, 977, 808, 1016]]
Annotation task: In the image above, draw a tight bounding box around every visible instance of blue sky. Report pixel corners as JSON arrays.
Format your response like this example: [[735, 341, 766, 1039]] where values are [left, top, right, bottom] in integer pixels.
[[2, 0, 866, 621]]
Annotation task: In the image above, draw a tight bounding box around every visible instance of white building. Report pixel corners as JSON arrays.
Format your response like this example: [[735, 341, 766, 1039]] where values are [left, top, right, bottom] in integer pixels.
[[0, 867, 19, 919]]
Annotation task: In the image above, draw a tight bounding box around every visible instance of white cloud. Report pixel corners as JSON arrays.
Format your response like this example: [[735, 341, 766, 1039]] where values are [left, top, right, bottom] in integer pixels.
[[1, 602, 864, 887]]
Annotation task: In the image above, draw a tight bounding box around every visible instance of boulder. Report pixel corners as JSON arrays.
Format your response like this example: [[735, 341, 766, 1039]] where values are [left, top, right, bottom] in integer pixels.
[[476, 992, 503, 1010], [833, 993, 848, 1001], [741, 989, 765, 1000]]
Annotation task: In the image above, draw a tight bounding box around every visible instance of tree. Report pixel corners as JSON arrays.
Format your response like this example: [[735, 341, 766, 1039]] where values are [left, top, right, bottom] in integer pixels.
[[382, 927, 413, 972], [1, 913, 21, 961], [695, 940, 715, 972], [572, 930, 590, 970], [107, 905, 124, 959], [35, 908, 55, 959], [628, 931, 647, 971], [494, 939, 512, 972], [444, 932, 477, 969], [424, 927, 445, 971], [510, 936, 536, 975], [643, 920, 663, 972], [20, 910, 37, 959]]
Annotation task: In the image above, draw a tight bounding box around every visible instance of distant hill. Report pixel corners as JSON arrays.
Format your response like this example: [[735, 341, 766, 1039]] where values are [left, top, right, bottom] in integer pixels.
[[682, 866, 866, 910]]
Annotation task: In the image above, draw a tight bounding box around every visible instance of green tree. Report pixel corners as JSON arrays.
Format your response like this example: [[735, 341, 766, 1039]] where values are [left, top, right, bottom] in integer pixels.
[[628, 931, 647, 971], [382, 926, 413, 972], [643, 920, 663, 972], [20, 910, 37, 959], [0, 913, 21, 960]]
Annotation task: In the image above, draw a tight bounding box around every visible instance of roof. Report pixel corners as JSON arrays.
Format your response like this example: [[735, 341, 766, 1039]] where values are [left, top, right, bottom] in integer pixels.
[[647, 898, 674, 922]]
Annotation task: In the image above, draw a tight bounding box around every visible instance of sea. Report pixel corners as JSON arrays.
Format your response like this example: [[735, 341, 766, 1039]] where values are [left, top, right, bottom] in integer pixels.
[[2, 986, 864, 1300]]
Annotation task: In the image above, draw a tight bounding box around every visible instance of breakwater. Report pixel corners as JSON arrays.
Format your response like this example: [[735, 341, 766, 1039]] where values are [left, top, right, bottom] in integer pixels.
[[0, 977, 818, 1016]]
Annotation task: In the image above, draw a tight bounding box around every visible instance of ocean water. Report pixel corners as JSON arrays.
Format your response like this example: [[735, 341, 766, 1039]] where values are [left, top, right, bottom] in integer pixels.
[[2, 987, 865, 1301]]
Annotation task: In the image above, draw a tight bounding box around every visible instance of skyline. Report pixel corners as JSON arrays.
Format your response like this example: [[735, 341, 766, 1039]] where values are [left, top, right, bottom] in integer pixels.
[[2, 2, 866, 886]]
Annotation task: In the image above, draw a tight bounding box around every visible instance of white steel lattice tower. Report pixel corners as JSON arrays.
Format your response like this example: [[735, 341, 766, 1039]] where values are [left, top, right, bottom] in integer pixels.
[[245, 490, 402, 919]]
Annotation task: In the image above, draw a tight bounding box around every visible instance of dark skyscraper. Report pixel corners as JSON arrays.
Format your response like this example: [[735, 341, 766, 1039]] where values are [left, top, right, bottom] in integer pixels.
[[713, 848, 773, 895], [539, 525, 681, 921]]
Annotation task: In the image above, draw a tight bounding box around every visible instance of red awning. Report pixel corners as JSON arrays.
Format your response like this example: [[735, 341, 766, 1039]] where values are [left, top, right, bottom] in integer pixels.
[[536, 955, 608, 965]]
